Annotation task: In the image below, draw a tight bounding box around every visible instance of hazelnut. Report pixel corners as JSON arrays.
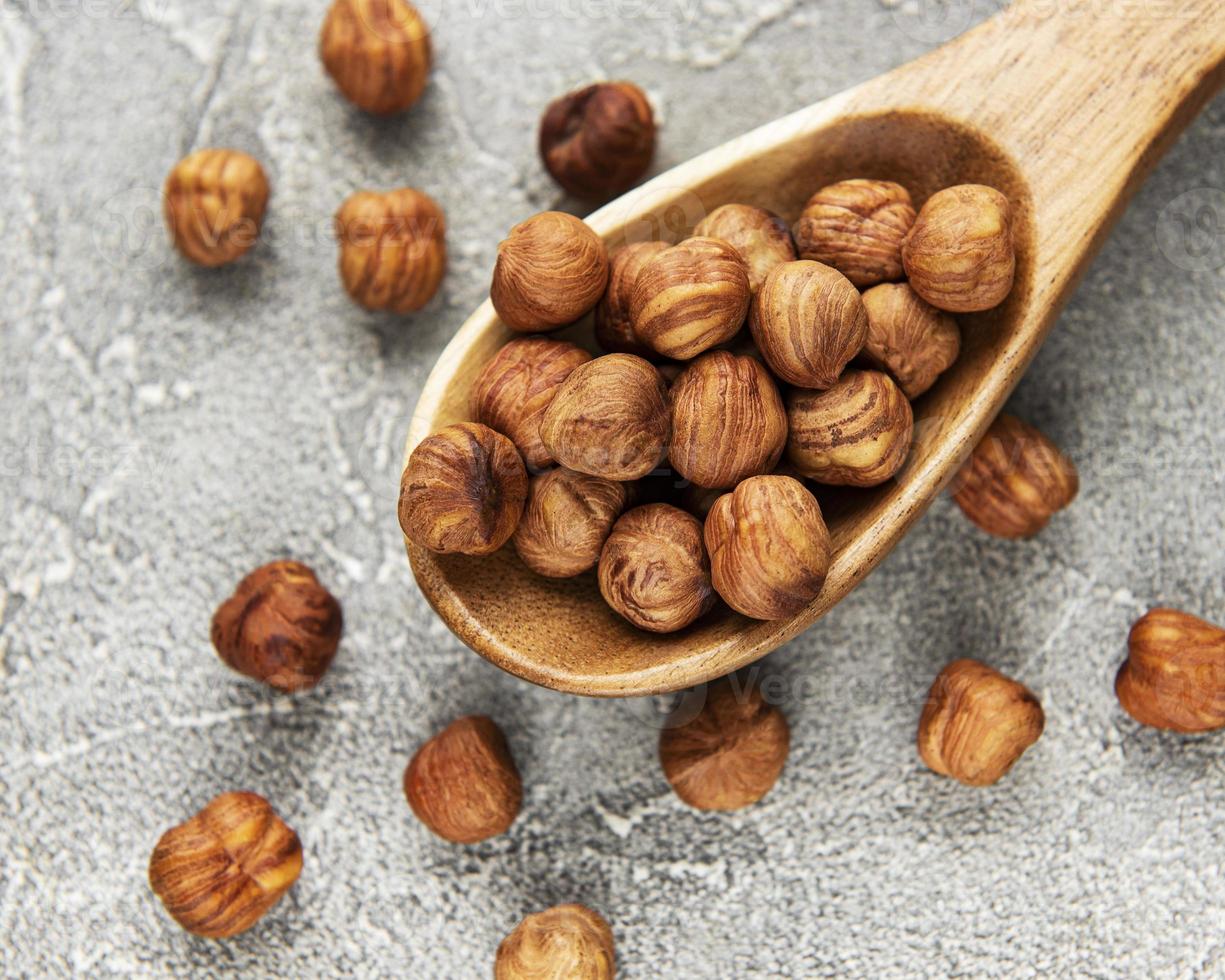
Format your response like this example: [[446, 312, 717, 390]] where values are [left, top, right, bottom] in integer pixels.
[[786, 370, 914, 486], [491, 212, 610, 333], [750, 260, 868, 389], [859, 283, 961, 399], [630, 237, 751, 360], [598, 504, 715, 633], [704, 476, 831, 621], [334, 188, 446, 313], [694, 203, 797, 293], [148, 791, 302, 938], [496, 904, 615, 980], [539, 81, 656, 199], [399, 423, 528, 555], [951, 413, 1078, 539], [669, 351, 787, 490], [404, 715, 522, 844], [164, 149, 269, 268], [680, 460, 801, 520], [594, 241, 668, 357], [513, 468, 630, 578], [472, 338, 592, 470], [211, 561, 343, 692], [539, 354, 671, 481], [917, 659, 1044, 786], [1115, 609, 1225, 732], [793, 178, 916, 287], [902, 184, 1016, 312], [319, 0, 431, 115], [659, 677, 789, 810]]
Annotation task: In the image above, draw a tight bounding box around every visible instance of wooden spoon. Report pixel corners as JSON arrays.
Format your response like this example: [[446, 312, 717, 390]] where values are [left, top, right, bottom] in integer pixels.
[[403, 0, 1225, 697]]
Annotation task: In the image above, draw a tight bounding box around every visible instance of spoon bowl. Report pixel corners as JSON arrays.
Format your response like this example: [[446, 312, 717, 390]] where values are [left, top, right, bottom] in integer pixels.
[[405, 1, 1224, 697]]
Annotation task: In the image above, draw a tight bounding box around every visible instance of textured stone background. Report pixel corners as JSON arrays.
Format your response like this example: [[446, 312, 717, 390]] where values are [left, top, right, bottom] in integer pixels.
[[1, 0, 1224, 976]]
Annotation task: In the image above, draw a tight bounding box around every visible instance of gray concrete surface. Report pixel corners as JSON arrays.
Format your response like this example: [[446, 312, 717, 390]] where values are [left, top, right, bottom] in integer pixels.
[[1, 0, 1224, 976]]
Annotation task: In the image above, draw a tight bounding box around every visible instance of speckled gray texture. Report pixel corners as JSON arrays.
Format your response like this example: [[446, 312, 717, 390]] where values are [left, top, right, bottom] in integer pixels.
[[1, 0, 1223, 976]]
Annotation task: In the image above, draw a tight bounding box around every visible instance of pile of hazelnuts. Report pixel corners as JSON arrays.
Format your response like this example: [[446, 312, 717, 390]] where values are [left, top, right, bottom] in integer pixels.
[[400, 179, 1019, 632]]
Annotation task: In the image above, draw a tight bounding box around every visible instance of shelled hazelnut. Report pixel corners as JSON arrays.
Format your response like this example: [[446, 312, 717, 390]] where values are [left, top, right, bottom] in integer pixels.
[[539, 81, 656, 199], [149, 792, 303, 938], [917, 659, 1044, 786], [902, 184, 1015, 312], [496, 904, 615, 980], [750, 260, 868, 389], [472, 338, 592, 470], [164, 149, 269, 267], [951, 413, 1078, 539], [694, 204, 797, 293], [540, 354, 670, 481], [491, 212, 610, 333], [599, 504, 715, 633], [704, 476, 831, 620], [659, 677, 789, 810], [513, 469, 630, 578], [399, 423, 528, 555], [630, 237, 751, 360], [786, 370, 914, 486], [334, 188, 446, 313], [319, 0, 432, 115], [793, 178, 915, 287], [211, 561, 343, 692], [404, 716, 522, 844], [1115, 609, 1225, 732], [595, 241, 668, 357], [669, 351, 787, 489], [859, 283, 960, 398], [680, 461, 801, 520]]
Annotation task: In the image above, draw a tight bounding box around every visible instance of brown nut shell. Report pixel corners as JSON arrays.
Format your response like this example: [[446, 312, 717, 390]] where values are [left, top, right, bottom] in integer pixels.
[[491, 211, 610, 333], [659, 677, 789, 810], [750, 260, 868, 389], [164, 149, 269, 268], [902, 184, 1016, 312], [148, 791, 303, 939], [539, 81, 655, 199], [513, 469, 630, 578], [598, 504, 715, 633], [630, 237, 751, 360], [595, 241, 668, 357], [786, 369, 913, 486], [669, 351, 787, 490], [319, 0, 432, 115], [211, 561, 343, 692], [539, 354, 670, 481], [334, 188, 446, 313], [1115, 609, 1225, 732], [404, 715, 522, 844], [917, 659, 1044, 786], [951, 413, 1078, 539], [704, 476, 831, 621], [694, 203, 797, 293], [794, 178, 916, 287], [496, 904, 615, 980], [399, 423, 528, 555], [472, 338, 592, 470], [860, 283, 961, 399]]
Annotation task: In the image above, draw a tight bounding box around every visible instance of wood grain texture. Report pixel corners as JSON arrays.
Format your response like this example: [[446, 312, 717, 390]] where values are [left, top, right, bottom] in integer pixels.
[[404, 0, 1225, 697]]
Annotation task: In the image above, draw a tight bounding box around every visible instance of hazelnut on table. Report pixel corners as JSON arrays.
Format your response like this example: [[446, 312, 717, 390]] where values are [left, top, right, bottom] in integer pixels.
[[496, 904, 615, 980], [513, 468, 630, 578], [794, 178, 916, 287], [539, 81, 656, 200], [334, 188, 446, 313], [404, 715, 522, 844], [319, 0, 432, 115], [595, 241, 668, 357], [694, 203, 797, 294], [1116, 608, 1225, 732], [164, 148, 269, 268], [860, 282, 961, 399], [149, 791, 303, 938], [211, 560, 343, 692]]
